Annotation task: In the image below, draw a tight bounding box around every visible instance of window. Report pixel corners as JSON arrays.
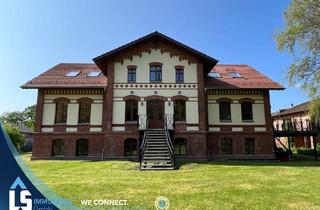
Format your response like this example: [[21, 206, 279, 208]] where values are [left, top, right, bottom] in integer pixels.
[[220, 138, 233, 155], [55, 101, 68, 124], [241, 102, 253, 121], [78, 101, 91, 124], [244, 138, 255, 155], [150, 66, 162, 82], [76, 139, 89, 156], [174, 100, 186, 121], [175, 69, 184, 83], [52, 139, 64, 156], [174, 138, 187, 156], [219, 101, 231, 121], [65, 70, 80, 77], [208, 72, 222, 78], [127, 68, 136, 83], [229, 72, 242, 78], [87, 71, 101, 77], [124, 139, 137, 156], [125, 100, 138, 121]]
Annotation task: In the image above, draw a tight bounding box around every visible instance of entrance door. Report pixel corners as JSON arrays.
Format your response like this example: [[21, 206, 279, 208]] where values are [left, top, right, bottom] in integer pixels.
[[147, 100, 164, 128]]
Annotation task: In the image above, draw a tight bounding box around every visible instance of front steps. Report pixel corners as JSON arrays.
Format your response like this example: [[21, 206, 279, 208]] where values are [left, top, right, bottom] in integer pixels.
[[140, 129, 174, 170]]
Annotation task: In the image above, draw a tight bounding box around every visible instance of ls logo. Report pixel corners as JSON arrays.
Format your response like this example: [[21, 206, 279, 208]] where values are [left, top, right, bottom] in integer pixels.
[[9, 177, 32, 210]]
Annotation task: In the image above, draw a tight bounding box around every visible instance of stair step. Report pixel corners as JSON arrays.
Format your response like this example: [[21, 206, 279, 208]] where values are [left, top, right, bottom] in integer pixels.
[[143, 156, 171, 160]]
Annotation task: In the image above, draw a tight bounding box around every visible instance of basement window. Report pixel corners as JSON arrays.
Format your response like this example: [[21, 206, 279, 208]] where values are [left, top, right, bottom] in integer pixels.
[[87, 71, 101, 77], [65, 70, 80, 77]]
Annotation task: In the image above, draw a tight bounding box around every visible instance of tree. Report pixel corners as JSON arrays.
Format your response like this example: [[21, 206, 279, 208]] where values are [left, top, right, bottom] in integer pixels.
[[275, 0, 320, 122], [3, 124, 25, 152], [0, 105, 36, 129]]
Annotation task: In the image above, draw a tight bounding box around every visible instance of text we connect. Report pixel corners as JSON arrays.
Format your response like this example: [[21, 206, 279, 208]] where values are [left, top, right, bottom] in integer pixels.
[[81, 199, 128, 206]]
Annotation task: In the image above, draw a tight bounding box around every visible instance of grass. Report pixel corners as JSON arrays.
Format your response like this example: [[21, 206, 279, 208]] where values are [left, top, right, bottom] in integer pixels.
[[21, 153, 320, 210]]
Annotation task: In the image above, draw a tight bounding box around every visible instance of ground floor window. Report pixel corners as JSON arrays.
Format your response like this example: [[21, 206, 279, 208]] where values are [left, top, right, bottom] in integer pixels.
[[244, 138, 255, 155], [174, 138, 187, 156], [124, 138, 137, 156], [76, 139, 89, 156], [52, 139, 64, 156], [220, 138, 233, 155]]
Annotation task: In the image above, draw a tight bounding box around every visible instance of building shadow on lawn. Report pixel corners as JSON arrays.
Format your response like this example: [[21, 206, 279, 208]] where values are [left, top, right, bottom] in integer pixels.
[[175, 158, 320, 169]]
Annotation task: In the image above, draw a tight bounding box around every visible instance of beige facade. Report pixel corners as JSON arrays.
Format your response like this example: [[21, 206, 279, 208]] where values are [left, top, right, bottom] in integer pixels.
[[207, 94, 266, 125], [41, 94, 103, 130], [112, 49, 199, 130]]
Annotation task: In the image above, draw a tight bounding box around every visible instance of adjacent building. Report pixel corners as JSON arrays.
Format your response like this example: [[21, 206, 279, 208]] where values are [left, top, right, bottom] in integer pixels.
[[22, 32, 283, 161]]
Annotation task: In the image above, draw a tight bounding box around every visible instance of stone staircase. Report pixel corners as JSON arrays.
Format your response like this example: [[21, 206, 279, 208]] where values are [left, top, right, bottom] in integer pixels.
[[140, 129, 174, 170]]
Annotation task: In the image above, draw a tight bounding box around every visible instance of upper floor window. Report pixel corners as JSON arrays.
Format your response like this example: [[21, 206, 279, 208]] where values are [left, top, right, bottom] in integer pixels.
[[175, 68, 184, 83], [241, 102, 253, 121], [150, 65, 162, 82], [174, 100, 186, 121], [55, 100, 68, 124], [127, 68, 136, 83], [125, 100, 138, 121], [208, 72, 222, 78], [220, 138, 233, 155], [78, 99, 91, 124], [219, 101, 231, 121], [244, 138, 255, 155]]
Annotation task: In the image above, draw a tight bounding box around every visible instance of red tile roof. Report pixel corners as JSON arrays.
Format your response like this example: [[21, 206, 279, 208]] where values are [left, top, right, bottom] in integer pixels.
[[205, 64, 284, 90], [272, 101, 310, 117], [21, 63, 107, 89]]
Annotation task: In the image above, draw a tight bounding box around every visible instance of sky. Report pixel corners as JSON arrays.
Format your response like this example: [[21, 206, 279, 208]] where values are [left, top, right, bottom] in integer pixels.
[[0, 0, 309, 114]]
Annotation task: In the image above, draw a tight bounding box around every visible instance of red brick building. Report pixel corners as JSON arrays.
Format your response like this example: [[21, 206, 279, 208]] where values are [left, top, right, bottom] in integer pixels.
[[22, 32, 283, 168]]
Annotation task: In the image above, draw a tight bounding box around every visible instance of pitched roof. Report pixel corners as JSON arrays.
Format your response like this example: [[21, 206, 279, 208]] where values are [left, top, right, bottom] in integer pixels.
[[273, 101, 310, 117], [21, 63, 107, 89], [93, 31, 218, 75], [205, 64, 284, 90]]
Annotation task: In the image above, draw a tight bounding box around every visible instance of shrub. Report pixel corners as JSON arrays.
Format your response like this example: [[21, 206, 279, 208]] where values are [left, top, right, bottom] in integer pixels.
[[3, 124, 25, 152], [296, 145, 320, 156]]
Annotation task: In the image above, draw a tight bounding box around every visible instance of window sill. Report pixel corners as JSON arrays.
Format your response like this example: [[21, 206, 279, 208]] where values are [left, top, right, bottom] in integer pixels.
[[242, 120, 254, 123], [175, 121, 186, 124], [150, 81, 162, 83], [219, 120, 232, 123], [54, 123, 66, 125], [78, 123, 90, 125], [125, 121, 138, 124]]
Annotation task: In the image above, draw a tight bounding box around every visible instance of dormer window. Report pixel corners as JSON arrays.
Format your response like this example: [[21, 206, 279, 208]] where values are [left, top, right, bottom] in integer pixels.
[[65, 70, 80, 77], [208, 72, 222, 78], [229, 72, 242, 78], [87, 71, 101, 77]]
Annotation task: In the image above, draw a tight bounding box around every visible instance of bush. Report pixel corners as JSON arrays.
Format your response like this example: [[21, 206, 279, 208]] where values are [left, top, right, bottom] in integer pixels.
[[296, 146, 320, 156], [3, 124, 25, 152]]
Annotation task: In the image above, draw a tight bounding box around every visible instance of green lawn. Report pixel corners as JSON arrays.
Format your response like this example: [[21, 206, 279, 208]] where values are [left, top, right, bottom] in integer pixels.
[[21, 153, 320, 210]]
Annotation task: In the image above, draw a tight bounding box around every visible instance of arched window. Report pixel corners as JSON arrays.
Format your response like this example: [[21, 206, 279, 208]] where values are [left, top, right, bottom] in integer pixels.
[[52, 139, 64, 156], [76, 139, 89, 156], [78, 99, 92, 124], [174, 100, 186, 121], [174, 138, 187, 156], [241, 102, 253, 121], [125, 100, 138, 121], [220, 138, 233, 155], [150, 65, 162, 82], [55, 99, 69, 124], [219, 101, 231, 121], [244, 138, 255, 155], [124, 138, 138, 156]]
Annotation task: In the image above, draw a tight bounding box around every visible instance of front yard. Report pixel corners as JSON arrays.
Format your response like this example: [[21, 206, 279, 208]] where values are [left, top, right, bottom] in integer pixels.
[[22, 154, 320, 210]]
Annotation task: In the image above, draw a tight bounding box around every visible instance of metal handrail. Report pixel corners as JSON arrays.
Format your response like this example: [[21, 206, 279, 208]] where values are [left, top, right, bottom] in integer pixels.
[[164, 114, 175, 168], [139, 117, 148, 169]]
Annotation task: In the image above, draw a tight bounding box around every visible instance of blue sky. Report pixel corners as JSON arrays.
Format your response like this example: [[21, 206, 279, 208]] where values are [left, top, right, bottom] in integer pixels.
[[0, 0, 308, 114]]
